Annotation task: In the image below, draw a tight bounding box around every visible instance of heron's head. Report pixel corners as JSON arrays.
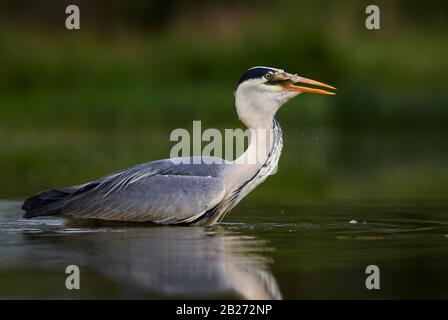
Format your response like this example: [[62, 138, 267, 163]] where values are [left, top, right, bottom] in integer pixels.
[[235, 66, 335, 128]]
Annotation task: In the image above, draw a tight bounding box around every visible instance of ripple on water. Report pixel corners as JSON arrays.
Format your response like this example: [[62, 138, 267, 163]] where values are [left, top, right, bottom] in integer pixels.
[[54, 228, 127, 234]]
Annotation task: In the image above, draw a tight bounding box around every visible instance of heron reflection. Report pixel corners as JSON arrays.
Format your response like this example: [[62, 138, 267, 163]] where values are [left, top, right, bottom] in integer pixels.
[[85, 226, 281, 299], [21, 222, 281, 299]]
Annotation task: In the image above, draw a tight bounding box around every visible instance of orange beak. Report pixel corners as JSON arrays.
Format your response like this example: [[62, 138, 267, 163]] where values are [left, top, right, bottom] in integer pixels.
[[271, 72, 336, 95], [283, 77, 336, 95]]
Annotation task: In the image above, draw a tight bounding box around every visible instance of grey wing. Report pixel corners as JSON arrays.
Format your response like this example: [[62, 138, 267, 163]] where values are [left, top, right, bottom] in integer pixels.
[[59, 159, 227, 224]]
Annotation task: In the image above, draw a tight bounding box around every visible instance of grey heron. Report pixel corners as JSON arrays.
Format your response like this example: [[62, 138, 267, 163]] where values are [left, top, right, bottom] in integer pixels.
[[22, 66, 335, 226]]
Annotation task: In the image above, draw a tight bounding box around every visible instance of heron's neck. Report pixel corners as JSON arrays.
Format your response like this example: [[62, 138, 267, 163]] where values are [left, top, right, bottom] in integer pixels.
[[235, 120, 274, 166], [226, 117, 280, 188], [226, 88, 283, 186], [235, 88, 280, 130], [233, 89, 279, 166]]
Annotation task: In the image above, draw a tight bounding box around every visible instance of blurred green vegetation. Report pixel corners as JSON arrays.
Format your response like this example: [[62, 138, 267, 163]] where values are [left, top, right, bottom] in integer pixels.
[[0, 0, 447, 202]]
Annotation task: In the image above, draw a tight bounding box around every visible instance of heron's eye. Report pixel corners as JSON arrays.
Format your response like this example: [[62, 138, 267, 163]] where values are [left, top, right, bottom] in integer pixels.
[[265, 73, 273, 80]]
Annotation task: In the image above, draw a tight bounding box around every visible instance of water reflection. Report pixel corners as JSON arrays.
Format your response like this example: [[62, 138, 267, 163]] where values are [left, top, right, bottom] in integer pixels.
[[1, 207, 281, 299], [81, 226, 281, 299], [3, 201, 448, 299]]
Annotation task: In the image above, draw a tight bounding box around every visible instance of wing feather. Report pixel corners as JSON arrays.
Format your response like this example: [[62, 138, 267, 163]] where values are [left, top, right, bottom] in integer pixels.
[[59, 162, 226, 223]]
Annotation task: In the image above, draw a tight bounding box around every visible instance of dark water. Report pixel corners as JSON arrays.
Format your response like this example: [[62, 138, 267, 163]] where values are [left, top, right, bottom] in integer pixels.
[[1, 200, 447, 299]]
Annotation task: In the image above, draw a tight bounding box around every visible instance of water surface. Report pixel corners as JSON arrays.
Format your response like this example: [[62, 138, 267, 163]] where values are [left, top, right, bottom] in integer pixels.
[[1, 200, 447, 299]]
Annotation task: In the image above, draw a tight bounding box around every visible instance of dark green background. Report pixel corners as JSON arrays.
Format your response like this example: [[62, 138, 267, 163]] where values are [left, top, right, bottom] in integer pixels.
[[1, 0, 447, 203]]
